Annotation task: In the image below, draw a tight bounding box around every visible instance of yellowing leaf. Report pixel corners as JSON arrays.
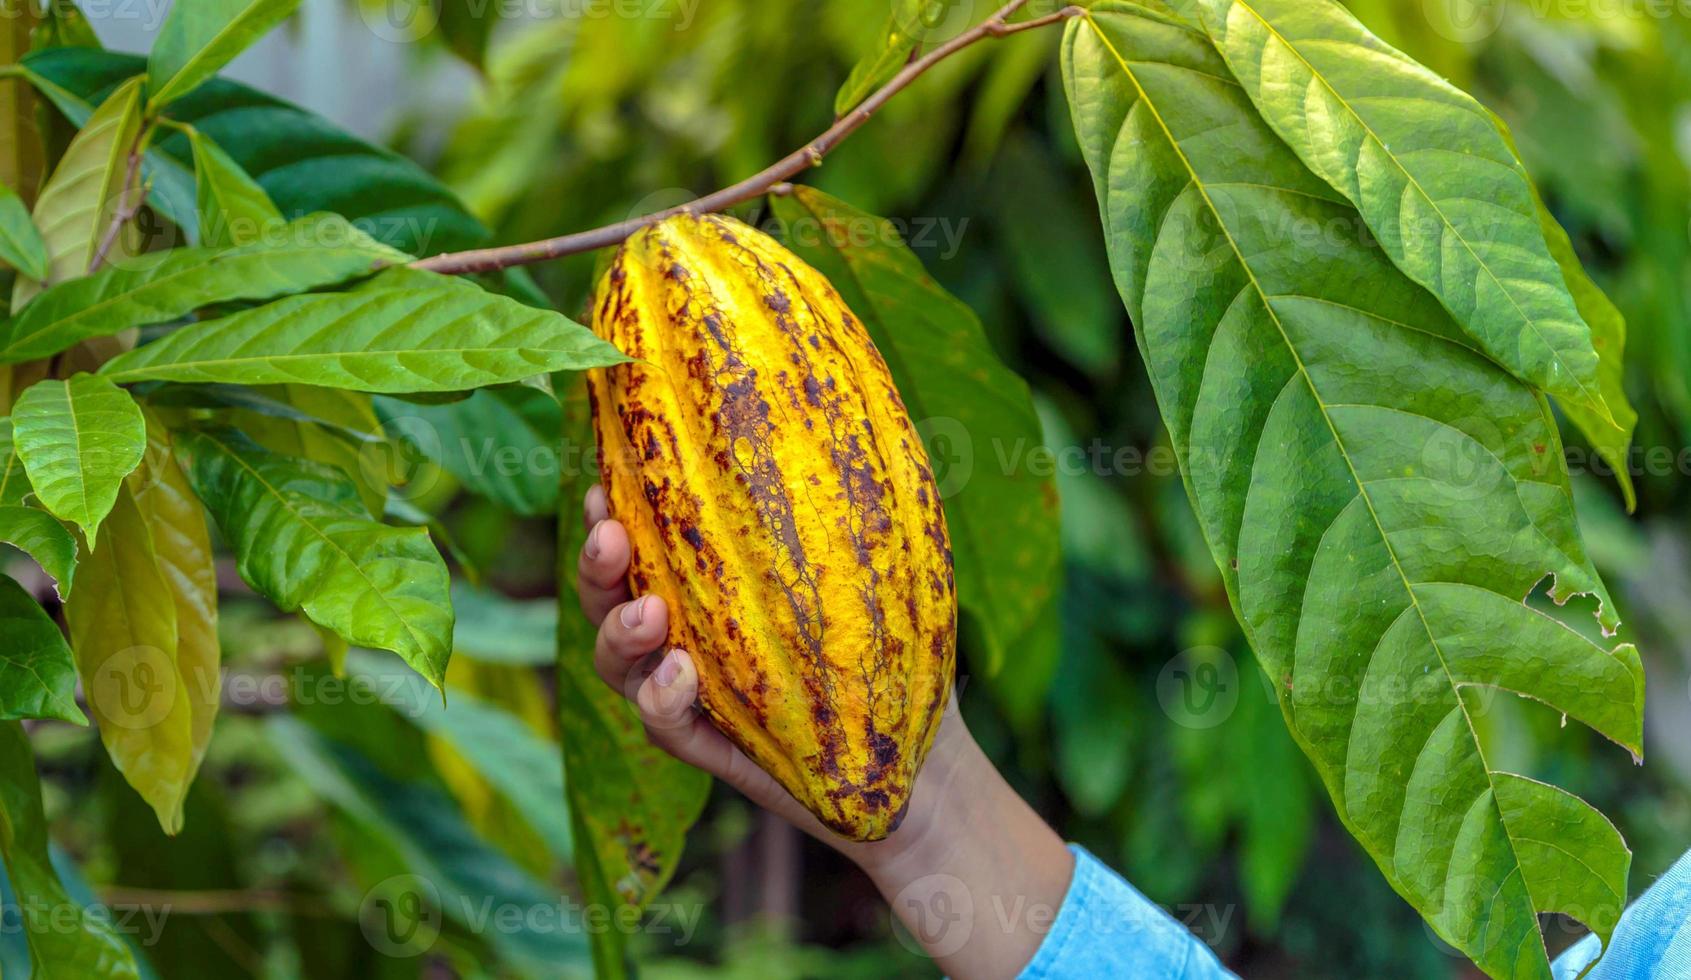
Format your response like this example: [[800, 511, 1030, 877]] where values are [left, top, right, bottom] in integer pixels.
[[63, 483, 196, 833]]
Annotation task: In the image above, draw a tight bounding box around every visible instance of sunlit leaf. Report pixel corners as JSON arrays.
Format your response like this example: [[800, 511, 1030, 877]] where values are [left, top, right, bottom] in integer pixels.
[[175, 427, 452, 686], [0, 183, 48, 281], [12, 373, 146, 542], [1064, 6, 1642, 975], [129, 412, 220, 777], [0, 721, 139, 976], [0, 212, 404, 364], [10, 75, 143, 308], [0, 576, 84, 723], [63, 483, 196, 833], [770, 185, 1063, 721], [1197, 0, 1619, 443], [147, 0, 302, 108], [0, 505, 76, 598], [100, 269, 625, 393]]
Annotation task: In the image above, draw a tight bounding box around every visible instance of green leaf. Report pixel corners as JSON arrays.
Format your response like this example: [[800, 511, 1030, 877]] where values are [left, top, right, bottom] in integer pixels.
[[10, 75, 143, 308], [350, 650, 573, 860], [184, 123, 284, 247], [32, 0, 101, 50], [0, 212, 404, 364], [1196, 0, 1616, 431], [269, 715, 592, 973], [554, 377, 707, 980], [100, 269, 626, 393], [175, 427, 452, 687], [769, 185, 1063, 718], [1063, 6, 1642, 976], [63, 482, 196, 833], [0, 505, 76, 598], [22, 47, 491, 255], [0, 721, 139, 977], [12, 373, 146, 542], [0, 575, 84, 723], [130, 412, 220, 778], [147, 0, 302, 109], [835, 4, 922, 115], [374, 385, 561, 515], [0, 182, 48, 280], [0, 420, 29, 507], [235, 384, 388, 516]]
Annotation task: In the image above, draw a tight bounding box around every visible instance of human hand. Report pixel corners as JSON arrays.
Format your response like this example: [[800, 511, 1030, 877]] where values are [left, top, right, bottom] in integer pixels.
[[576, 483, 1072, 977]]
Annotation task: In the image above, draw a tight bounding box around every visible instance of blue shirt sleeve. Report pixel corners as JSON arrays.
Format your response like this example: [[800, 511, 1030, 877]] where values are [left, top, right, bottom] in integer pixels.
[[1017, 845, 1237, 979], [1021, 845, 1691, 979]]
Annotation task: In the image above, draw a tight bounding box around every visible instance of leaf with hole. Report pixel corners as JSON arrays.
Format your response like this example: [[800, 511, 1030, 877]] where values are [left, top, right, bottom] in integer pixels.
[[1064, 6, 1643, 975]]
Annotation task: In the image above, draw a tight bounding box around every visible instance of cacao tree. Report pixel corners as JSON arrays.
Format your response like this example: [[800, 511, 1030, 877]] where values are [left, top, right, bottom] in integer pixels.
[[0, 0, 1665, 977]]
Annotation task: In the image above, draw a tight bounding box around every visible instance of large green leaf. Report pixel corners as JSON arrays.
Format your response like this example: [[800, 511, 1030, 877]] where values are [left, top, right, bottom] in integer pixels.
[[0, 182, 48, 280], [148, 0, 301, 108], [0, 575, 84, 723], [0, 504, 76, 598], [0, 212, 403, 364], [63, 482, 196, 833], [0, 721, 139, 977], [21, 47, 489, 254], [351, 650, 573, 860], [270, 715, 592, 974], [374, 385, 561, 515], [553, 377, 707, 980], [11, 74, 142, 308], [184, 122, 282, 247], [175, 427, 452, 687], [770, 185, 1063, 722], [1063, 6, 1643, 976], [1196, 0, 1624, 453], [12, 373, 145, 542], [100, 269, 624, 392]]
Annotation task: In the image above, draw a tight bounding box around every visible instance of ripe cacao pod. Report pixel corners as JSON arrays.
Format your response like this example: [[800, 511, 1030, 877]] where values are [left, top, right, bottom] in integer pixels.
[[587, 212, 957, 841]]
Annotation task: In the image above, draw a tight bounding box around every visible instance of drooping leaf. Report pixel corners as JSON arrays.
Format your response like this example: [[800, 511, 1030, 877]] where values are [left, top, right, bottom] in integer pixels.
[[0, 721, 139, 977], [1063, 6, 1643, 975], [0, 504, 76, 598], [0, 212, 404, 364], [554, 376, 707, 980], [129, 412, 220, 776], [100, 269, 626, 393], [0, 575, 84, 723], [184, 122, 282, 247], [12, 373, 146, 542], [374, 385, 562, 515], [10, 74, 143, 308], [351, 650, 573, 860], [147, 0, 302, 108], [770, 185, 1063, 720], [0, 182, 48, 280], [62, 482, 195, 833], [175, 427, 452, 687], [270, 715, 593, 973], [21, 47, 490, 254], [1196, 0, 1619, 441]]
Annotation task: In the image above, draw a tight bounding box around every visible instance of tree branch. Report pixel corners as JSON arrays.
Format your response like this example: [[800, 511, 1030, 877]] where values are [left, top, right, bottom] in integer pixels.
[[87, 135, 148, 274], [411, 2, 1084, 276]]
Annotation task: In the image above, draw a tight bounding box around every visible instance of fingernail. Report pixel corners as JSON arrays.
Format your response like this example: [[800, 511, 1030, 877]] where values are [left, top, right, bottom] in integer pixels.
[[654, 650, 681, 687], [585, 521, 604, 559], [620, 596, 646, 629]]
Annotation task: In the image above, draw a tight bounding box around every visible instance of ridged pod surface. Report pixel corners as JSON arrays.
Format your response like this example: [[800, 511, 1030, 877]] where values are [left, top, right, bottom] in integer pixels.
[[588, 213, 956, 841]]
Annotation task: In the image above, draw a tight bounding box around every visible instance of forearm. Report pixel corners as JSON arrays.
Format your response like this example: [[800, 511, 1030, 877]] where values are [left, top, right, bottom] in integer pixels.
[[860, 730, 1074, 979]]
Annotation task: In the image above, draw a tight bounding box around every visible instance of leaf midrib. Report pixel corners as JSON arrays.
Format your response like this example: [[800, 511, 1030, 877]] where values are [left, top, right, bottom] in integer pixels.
[[1082, 9, 1535, 946], [1221, 0, 1611, 427]]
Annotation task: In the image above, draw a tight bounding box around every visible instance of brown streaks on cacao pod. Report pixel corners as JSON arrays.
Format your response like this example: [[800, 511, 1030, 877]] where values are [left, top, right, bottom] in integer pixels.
[[587, 212, 956, 841]]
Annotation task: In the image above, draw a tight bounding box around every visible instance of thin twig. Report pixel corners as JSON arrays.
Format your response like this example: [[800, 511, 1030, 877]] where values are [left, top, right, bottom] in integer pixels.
[[87, 136, 147, 274], [411, 2, 1084, 275]]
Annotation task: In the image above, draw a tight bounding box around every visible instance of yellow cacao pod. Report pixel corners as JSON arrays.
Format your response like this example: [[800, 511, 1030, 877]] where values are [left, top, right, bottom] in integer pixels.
[[587, 212, 957, 841]]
